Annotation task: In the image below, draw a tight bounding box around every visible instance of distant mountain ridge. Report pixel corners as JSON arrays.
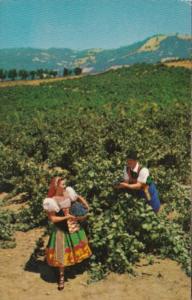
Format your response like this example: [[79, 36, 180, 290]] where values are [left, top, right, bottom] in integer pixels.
[[0, 34, 191, 73]]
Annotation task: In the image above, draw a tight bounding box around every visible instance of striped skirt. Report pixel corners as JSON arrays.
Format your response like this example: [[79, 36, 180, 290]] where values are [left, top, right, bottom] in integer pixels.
[[46, 218, 92, 267]]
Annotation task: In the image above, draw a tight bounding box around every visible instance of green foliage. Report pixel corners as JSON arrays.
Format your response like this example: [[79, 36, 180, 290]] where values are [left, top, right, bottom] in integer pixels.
[[7, 69, 17, 80], [0, 69, 7, 80], [0, 211, 16, 248], [74, 67, 82, 75], [0, 65, 190, 278], [18, 69, 29, 80]]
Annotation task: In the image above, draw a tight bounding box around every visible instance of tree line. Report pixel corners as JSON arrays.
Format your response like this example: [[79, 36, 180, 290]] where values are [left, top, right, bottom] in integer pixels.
[[0, 67, 82, 81]]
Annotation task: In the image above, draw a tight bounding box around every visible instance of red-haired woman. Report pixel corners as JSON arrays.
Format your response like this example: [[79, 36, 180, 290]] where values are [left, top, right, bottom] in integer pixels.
[[43, 177, 92, 290]]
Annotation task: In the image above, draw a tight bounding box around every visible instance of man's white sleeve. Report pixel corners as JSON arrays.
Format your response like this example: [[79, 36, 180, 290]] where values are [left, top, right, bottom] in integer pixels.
[[123, 166, 129, 182], [137, 168, 149, 184]]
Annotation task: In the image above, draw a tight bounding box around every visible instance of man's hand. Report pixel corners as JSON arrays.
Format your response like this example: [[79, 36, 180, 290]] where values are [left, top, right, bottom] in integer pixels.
[[115, 182, 130, 189], [116, 182, 143, 190]]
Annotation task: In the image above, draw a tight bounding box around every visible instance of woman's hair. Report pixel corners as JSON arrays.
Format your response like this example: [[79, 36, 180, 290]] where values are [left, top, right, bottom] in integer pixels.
[[47, 177, 63, 197]]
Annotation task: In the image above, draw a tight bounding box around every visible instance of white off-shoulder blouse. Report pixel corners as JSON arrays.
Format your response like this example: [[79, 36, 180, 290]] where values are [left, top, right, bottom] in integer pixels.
[[43, 186, 78, 212]]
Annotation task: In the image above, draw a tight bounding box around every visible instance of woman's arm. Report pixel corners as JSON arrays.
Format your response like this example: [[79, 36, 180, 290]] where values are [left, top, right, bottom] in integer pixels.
[[77, 195, 89, 210], [47, 212, 76, 223]]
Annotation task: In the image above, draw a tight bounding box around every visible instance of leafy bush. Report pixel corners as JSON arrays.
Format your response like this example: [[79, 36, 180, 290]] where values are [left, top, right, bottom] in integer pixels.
[[0, 211, 16, 248]]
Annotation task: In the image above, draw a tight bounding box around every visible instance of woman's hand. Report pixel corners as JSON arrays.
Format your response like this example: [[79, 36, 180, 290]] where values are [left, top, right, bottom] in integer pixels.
[[75, 216, 87, 221], [66, 214, 77, 220], [47, 212, 76, 223]]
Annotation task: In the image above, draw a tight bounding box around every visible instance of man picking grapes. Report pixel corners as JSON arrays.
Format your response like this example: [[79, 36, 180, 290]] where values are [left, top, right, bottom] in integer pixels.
[[115, 151, 161, 213]]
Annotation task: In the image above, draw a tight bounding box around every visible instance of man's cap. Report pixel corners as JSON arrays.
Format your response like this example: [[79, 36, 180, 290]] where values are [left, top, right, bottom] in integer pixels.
[[126, 149, 138, 160]]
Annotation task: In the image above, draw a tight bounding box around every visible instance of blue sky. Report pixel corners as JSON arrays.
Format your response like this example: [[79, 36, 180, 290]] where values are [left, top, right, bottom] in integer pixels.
[[0, 0, 191, 50]]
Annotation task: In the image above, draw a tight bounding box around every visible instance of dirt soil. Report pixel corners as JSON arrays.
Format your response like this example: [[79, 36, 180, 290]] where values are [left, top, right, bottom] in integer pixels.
[[164, 60, 192, 69], [0, 75, 84, 88], [0, 228, 190, 300]]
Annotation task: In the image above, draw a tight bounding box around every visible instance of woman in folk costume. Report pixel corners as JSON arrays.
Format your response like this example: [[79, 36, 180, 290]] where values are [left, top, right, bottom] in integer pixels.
[[43, 177, 92, 290]]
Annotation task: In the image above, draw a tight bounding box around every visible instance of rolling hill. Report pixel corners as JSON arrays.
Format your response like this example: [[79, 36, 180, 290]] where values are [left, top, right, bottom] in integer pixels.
[[0, 34, 191, 73]]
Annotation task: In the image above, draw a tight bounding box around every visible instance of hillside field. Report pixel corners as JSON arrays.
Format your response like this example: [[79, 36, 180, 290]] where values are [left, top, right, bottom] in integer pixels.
[[0, 64, 191, 298]]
